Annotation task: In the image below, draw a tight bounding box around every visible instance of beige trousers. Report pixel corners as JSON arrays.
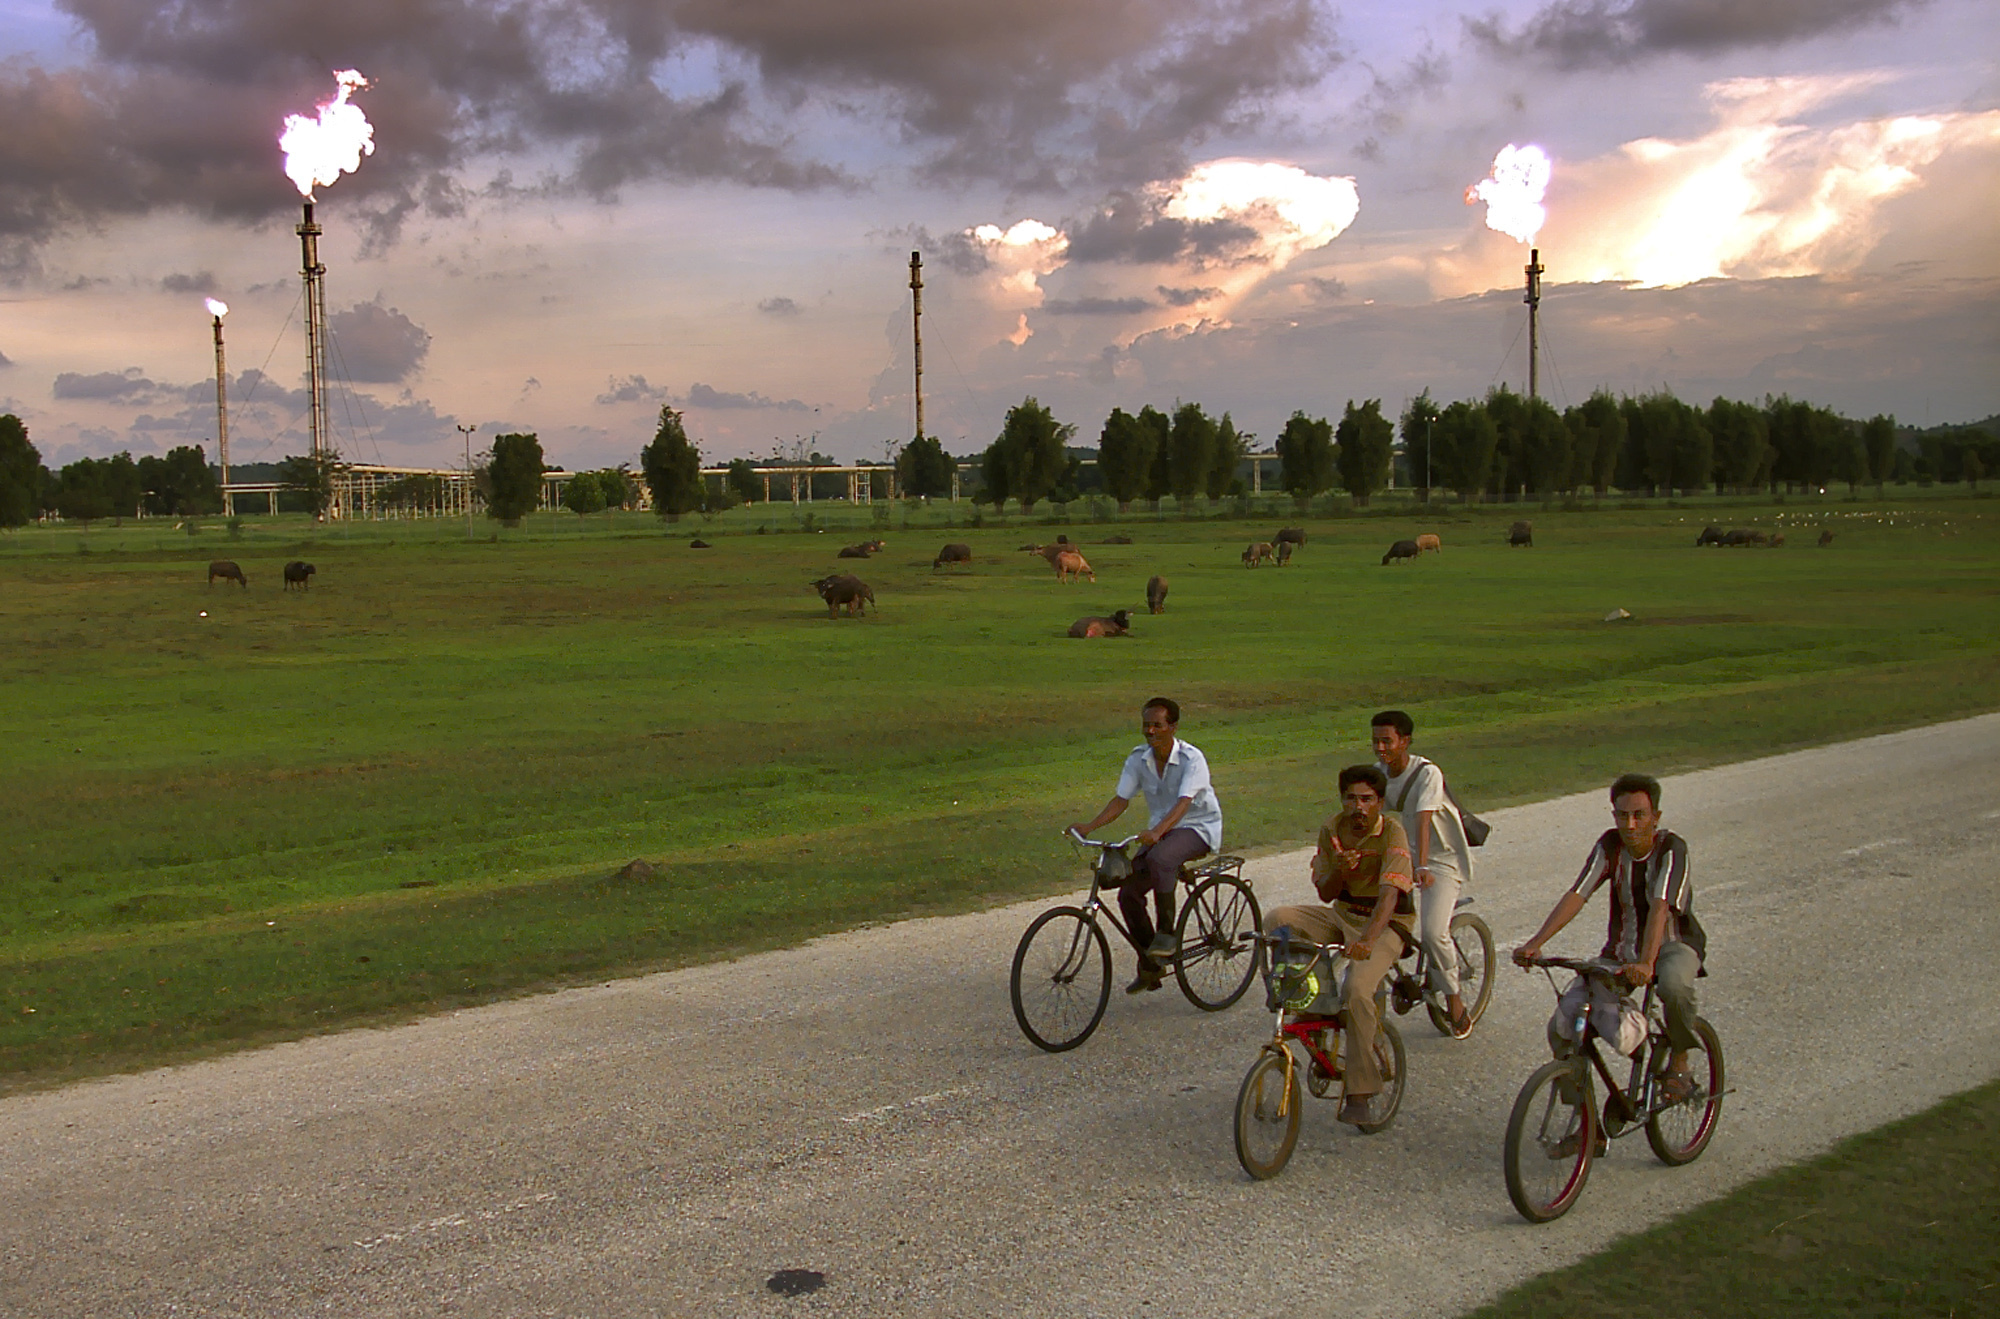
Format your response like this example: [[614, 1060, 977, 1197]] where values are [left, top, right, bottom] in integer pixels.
[[1263, 903, 1412, 1098]]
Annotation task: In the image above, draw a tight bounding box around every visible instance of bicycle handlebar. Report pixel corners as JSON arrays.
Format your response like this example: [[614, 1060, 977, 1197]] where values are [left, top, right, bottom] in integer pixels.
[[1516, 953, 1628, 979], [1064, 828, 1142, 850]]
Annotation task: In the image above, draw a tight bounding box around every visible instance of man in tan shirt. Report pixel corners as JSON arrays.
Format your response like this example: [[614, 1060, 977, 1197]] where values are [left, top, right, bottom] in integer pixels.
[[1262, 765, 1416, 1126]]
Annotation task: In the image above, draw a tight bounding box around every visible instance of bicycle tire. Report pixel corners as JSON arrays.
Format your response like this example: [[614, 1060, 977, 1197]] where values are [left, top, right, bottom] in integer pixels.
[[1353, 1018, 1407, 1133], [1645, 1016, 1724, 1165], [1503, 1057, 1597, 1223], [1174, 875, 1262, 1011], [1233, 1049, 1301, 1180], [1010, 906, 1111, 1053], [1425, 911, 1496, 1036]]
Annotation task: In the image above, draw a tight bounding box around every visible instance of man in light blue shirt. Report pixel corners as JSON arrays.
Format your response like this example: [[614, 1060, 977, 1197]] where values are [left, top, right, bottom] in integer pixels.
[[1068, 696, 1224, 993]]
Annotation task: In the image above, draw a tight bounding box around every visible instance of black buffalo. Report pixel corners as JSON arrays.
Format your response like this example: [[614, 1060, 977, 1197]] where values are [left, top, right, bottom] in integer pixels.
[[1274, 527, 1307, 548], [1508, 521, 1534, 548], [207, 560, 247, 587], [809, 574, 875, 617], [1382, 539, 1421, 565], [1695, 525, 1725, 547], [1068, 609, 1132, 638], [1146, 575, 1169, 614], [282, 561, 316, 590], [933, 542, 972, 569]]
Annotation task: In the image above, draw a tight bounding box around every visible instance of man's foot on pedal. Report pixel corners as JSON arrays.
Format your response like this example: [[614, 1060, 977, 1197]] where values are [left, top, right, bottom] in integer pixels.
[[1658, 1069, 1699, 1103], [1550, 1127, 1608, 1160], [1146, 932, 1179, 960], [1447, 1005, 1474, 1039], [1336, 1096, 1373, 1126], [1125, 964, 1163, 994]]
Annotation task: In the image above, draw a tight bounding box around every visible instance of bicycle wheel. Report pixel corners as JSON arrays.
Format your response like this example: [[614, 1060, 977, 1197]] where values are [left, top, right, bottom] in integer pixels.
[[1233, 1049, 1301, 1180], [1352, 1018, 1407, 1134], [1645, 1016, 1724, 1165], [1010, 907, 1111, 1053], [1174, 875, 1262, 1011], [1503, 1058, 1597, 1223], [1425, 911, 1496, 1036]]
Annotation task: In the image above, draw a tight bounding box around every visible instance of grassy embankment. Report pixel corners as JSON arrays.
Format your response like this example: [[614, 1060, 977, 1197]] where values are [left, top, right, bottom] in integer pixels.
[[1468, 1077, 2000, 1317], [2, 495, 1995, 1090]]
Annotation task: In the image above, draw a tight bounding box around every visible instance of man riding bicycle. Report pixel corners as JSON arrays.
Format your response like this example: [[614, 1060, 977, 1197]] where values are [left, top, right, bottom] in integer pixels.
[[1513, 772, 1706, 1100], [1261, 765, 1414, 1127], [1371, 710, 1476, 1037], [1067, 697, 1223, 995]]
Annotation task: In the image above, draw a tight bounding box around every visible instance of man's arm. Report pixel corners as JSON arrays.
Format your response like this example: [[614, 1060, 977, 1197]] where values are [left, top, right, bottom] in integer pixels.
[[1139, 795, 1194, 848], [1067, 796, 1130, 839], [1412, 809, 1436, 888], [1345, 885, 1400, 961], [1514, 892, 1587, 965], [1623, 897, 1671, 986]]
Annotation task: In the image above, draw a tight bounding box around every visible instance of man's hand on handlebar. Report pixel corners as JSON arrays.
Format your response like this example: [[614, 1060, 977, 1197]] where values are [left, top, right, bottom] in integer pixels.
[[1619, 961, 1654, 987], [1512, 942, 1543, 968]]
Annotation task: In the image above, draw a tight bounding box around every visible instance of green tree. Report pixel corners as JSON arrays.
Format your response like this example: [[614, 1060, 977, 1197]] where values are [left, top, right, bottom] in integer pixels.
[[1206, 413, 1246, 500], [485, 432, 546, 525], [561, 470, 606, 515], [894, 436, 953, 499], [1707, 397, 1773, 493], [1274, 411, 1336, 505], [597, 466, 635, 509], [1564, 391, 1626, 496], [986, 396, 1073, 513], [1622, 393, 1709, 495], [1400, 391, 1441, 500], [101, 452, 143, 523], [138, 446, 219, 516], [54, 457, 113, 526], [1166, 401, 1217, 503], [1862, 415, 1897, 494], [1139, 405, 1173, 505], [1096, 408, 1156, 510], [724, 458, 763, 504], [1432, 400, 1498, 503], [640, 408, 702, 521], [278, 451, 342, 519], [0, 414, 44, 529], [1334, 399, 1394, 506]]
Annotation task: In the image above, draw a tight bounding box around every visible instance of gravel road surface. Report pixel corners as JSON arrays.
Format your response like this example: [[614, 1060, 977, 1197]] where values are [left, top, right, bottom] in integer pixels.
[[5, 714, 1997, 1318]]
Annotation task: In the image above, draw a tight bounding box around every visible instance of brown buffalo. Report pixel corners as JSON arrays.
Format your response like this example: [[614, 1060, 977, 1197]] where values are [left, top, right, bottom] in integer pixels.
[[207, 560, 247, 587], [1274, 527, 1307, 548], [1382, 539, 1421, 565], [1766, 533, 1786, 548], [1023, 543, 1069, 567], [1275, 540, 1293, 565], [1507, 521, 1533, 547], [809, 573, 874, 617], [1146, 575, 1169, 614], [1054, 550, 1095, 583], [1818, 530, 1835, 547], [933, 542, 972, 569], [1068, 609, 1133, 638], [1415, 533, 1442, 554], [1242, 541, 1275, 567], [282, 560, 315, 590]]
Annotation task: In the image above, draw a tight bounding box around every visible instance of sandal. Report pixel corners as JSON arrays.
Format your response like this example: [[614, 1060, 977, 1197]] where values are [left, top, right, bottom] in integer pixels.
[[1658, 1070, 1699, 1103]]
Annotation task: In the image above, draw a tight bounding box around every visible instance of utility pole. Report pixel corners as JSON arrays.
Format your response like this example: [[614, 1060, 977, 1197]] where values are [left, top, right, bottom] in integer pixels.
[[211, 304, 232, 516], [1525, 246, 1544, 402], [909, 250, 924, 447], [457, 423, 477, 538]]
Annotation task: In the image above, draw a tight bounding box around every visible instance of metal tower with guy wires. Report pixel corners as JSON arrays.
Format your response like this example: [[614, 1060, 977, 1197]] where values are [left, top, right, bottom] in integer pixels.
[[208, 298, 233, 515], [298, 202, 330, 468], [909, 249, 925, 445], [1525, 246, 1544, 401]]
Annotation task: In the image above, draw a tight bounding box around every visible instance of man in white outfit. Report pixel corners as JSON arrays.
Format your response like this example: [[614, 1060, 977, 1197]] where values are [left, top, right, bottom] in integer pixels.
[[1371, 710, 1475, 1037]]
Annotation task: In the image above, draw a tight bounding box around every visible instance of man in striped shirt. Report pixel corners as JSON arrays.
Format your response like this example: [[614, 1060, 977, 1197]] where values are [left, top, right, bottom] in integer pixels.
[[1513, 772, 1706, 1097]]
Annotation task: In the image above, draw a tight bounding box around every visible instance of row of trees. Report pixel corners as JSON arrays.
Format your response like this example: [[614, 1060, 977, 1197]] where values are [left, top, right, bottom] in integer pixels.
[[0, 417, 229, 528]]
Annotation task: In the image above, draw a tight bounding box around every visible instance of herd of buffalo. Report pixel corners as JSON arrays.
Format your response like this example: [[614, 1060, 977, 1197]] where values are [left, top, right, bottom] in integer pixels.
[[204, 559, 315, 589]]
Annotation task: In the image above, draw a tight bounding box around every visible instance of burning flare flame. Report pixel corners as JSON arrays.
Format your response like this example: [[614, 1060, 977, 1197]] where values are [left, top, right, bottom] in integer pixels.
[[204, 298, 229, 318], [1466, 144, 1551, 244], [280, 70, 375, 199]]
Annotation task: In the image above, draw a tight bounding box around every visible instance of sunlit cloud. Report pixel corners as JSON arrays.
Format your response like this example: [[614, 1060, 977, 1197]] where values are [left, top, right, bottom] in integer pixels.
[[964, 219, 1070, 307]]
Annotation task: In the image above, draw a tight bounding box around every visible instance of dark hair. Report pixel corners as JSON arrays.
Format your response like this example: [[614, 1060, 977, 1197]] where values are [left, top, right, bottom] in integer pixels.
[[1610, 772, 1662, 811], [1142, 696, 1180, 725], [1370, 709, 1414, 737], [1338, 764, 1389, 796]]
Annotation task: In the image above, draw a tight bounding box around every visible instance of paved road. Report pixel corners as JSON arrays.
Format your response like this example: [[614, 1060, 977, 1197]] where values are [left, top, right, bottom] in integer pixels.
[[5, 715, 1997, 1318]]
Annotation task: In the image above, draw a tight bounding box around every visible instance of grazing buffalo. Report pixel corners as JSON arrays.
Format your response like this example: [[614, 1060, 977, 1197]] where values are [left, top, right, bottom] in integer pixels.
[[1242, 541, 1275, 567], [933, 542, 973, 570], [1274, 527, 1307, 548], [1054, 550, 1095, 584], [1146, 575, 1169, 614], [1720, 528, 1767, 547], [1415, 533, 1442, 554], [1382, 539, 1421, 565], [1023, 543, 1069, 567], [1275, 540, 1293, 565], [1818, 530, 1835, 547], [207, 560, 247, 588], [1696, 525, 1726, 547], [1767, 533, 1786, 548], [837, 543, 872, 559], [282, 561, 316, 591], [809, 573, 874, 617], [1068, 609, 1133, 638], [1507, 521, 1534, 547]]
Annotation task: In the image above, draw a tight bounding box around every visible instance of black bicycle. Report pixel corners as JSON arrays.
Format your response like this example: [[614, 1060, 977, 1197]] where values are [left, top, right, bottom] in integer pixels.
[[1009, 830, 1262, 1052], [1503, 955, 1726, 1222]]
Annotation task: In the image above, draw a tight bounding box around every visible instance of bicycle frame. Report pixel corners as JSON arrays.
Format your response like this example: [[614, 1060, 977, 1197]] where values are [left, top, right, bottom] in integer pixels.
[[1545, 962, 1678, 1133], [1253, 936, 1351, 1120]]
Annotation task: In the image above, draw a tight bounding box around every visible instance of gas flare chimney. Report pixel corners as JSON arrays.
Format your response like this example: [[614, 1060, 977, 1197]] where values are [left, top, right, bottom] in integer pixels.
[[298, 201, 329, 469], [208, 300, 232, 515], [1525, 247, 1544, 402], [909, 249, 925, 446]]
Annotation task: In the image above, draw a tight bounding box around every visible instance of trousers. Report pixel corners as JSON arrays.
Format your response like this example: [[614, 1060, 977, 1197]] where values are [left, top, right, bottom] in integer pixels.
[[1116, 827, 1209, 956], [1415, 865, 1463, 997], [1546, 940, 1702, 1058]]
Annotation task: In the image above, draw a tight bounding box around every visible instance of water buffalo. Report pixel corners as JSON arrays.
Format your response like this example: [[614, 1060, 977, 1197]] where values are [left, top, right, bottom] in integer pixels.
[[1721, 528, 1767, 547], [1382, 539, 1421, 565], [1767, 533, 1786, 548], [1023, 543, 1069, 567], [1415, 533, 1442, 554], [1068, 609, 1133, 638], [1508, 521, 1534, 548], [1102, 534, 1133, 545], [1146, 575, 1169, 614], [689, 538, 711, 548], [1275, 540, 1293, 565], [837, 543, 872, 559], [1274, 527, 1307, 548], [1818, 530, 1835, 547], [1054, 551, 1095, 584], [1696, 525, 1725, 547], [809, 573, 874, 617], [933, 542, 972, 570], [1242, 542, 1275, 567], [282, 561, 316, 591], [207, 560, 247, 588]]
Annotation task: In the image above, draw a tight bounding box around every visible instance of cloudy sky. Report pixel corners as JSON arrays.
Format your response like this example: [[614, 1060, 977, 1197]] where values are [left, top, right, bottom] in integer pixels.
[[1, 0, 1994, 472]]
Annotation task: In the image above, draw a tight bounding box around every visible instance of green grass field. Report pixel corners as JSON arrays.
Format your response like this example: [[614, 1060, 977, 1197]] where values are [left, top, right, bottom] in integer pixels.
[[3, 493, 1996, 1089]]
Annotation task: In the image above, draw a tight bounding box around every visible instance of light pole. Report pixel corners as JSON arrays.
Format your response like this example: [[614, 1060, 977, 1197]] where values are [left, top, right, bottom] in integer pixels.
[[457, 423, 477, 538]]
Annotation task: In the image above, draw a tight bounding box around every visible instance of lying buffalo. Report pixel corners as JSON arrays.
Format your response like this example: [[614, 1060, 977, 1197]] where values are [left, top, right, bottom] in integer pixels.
[[689, 538, 711, 549], [1382, 539, 1421, 565], [809, 573, 874, 617], [282, 561, 316, 590], [1147, 575, 1169, 614], [207, 560, 247, 587], [1102, 533, 1134, 545], [837, 543, 871, 559], [933, 542, 972, 570], [1721, 528, 1768, 547], [1508, 521, 1534, 548], [1068, 609, 1133, 638]]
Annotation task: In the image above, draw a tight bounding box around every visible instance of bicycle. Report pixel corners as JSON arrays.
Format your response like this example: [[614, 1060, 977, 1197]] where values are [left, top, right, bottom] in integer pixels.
[[1381, 896, 1496, 1037], [1502, 955, 1727, 1223], [1009, 830, 1262, 1053], [1232, 931, 1407, 1179]]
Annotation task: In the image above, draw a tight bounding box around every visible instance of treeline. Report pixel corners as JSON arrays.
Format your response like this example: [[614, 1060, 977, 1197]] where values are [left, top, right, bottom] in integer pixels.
[[0, 417, 226, 527]]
